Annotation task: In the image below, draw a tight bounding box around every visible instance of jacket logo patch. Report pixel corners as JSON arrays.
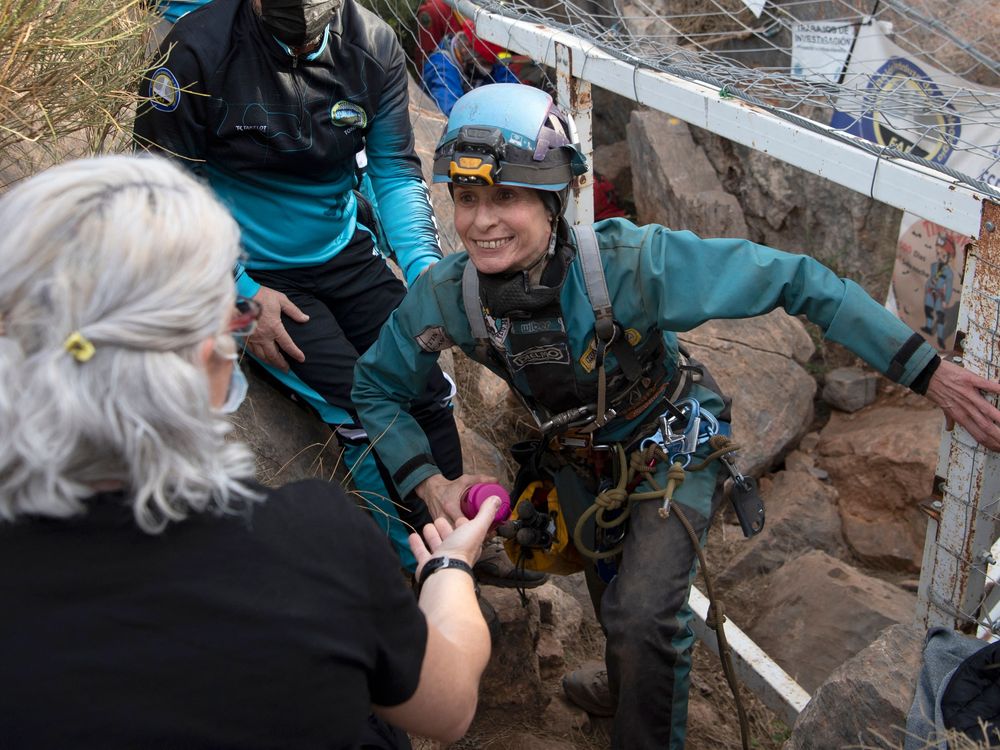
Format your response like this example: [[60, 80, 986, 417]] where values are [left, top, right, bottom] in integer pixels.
[[510, 344, 570, 372], [488, 317, 510, 349], [148, 67, 181, 112], [415, 326, 455, 352], [331, 100, 368, 131], [512, 318, 565, 335], [579, 328, 642, 373]]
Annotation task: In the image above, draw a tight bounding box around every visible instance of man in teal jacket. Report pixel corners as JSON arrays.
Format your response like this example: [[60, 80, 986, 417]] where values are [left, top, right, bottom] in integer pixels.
[[353, 84, 1000, 748]]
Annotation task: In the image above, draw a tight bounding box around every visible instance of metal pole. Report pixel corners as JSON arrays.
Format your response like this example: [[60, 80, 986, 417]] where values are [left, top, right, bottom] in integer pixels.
[[555, 42, 594, 226], [916, 200, 1000, 630]]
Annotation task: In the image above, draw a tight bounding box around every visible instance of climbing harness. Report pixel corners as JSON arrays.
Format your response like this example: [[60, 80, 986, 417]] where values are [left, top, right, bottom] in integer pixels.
[[463, 224, 681, 435]]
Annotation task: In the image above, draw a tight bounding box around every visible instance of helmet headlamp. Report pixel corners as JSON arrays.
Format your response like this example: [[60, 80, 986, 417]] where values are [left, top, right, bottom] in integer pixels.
[[449, 126, 505, 186]]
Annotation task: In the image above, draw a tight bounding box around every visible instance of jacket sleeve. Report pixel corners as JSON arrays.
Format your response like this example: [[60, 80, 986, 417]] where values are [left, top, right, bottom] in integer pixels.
[[636, 225, 937, 387], [352, 271, 454, 498], [366, 39, 442, 286], [422, 48, 465, 117], [133, 29, 261, 296], [133, 30, 209, 170]]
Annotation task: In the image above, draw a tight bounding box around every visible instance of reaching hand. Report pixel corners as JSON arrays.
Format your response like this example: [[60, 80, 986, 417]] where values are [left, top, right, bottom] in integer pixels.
[[247, 285, 310, 371], [415, 472, 498, 524], [409, 496, 500, 581], [925, 359, 1000, 451]]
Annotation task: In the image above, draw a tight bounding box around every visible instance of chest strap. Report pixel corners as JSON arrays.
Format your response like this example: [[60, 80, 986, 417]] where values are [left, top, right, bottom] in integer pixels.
[[462, 226, 648, 431]]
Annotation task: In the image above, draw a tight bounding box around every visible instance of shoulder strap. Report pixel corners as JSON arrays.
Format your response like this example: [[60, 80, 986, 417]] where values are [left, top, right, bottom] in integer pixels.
[[573, 225, 616, 342], [462, 258, 491, 358]]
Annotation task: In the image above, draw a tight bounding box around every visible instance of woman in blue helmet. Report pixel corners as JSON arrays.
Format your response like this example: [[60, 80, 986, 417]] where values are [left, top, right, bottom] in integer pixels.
[[353, 83, 1000, 748]]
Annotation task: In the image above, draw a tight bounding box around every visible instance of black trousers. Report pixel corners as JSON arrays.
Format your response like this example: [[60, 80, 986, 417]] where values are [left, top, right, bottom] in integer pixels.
[[250, 230, 462, 529]]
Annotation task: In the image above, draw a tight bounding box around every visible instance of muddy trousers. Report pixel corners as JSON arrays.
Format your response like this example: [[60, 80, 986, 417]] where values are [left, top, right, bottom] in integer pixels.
[[250, 231, 462, 562], [576, 384, 728, 750]]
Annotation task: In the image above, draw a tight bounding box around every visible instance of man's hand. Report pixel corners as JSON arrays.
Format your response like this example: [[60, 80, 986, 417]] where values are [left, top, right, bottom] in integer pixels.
[[247, 285, 310, 371], [925, 359, 1000, 451], [415, 472, 498, 524]]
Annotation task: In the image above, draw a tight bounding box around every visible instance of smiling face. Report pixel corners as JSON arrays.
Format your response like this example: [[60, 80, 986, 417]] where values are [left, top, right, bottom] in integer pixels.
[[453, 184, 553, 275]]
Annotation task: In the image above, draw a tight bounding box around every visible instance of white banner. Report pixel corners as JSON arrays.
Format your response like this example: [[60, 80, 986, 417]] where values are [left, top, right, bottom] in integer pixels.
[[831, 22, 1000, 352], [791, 21, 855, 83]]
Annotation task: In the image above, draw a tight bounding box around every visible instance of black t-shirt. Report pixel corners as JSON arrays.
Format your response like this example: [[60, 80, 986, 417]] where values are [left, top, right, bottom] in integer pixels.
[[0, 479, 427, 749]]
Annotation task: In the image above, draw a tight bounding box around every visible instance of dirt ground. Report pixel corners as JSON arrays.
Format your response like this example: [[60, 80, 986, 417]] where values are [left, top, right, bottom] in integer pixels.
[[412, 513, 789, 750]]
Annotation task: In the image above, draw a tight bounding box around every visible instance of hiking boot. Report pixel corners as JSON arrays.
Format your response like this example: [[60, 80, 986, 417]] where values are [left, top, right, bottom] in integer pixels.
[[562, 664, 616, 717], [474, 537, 548, 589]]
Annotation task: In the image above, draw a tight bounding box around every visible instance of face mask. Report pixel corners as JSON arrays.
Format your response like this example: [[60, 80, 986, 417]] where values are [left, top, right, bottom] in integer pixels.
[[219, 362, 249, 414], [260, 0, 341, 49]]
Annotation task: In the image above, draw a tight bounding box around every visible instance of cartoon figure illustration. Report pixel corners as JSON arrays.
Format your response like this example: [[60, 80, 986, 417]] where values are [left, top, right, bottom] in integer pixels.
[[922, 233, 956, 349]]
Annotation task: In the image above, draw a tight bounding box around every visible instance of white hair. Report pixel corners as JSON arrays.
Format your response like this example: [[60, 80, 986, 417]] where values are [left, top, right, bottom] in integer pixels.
[[0, 154, 259, 532]]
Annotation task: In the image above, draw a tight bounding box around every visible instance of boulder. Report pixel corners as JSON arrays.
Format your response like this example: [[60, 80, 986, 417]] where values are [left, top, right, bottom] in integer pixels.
[[593, 139, 633, 205], [455, 415, 513, 486], [818, 398, 942, 572], [627, 109, 749, 238], [787, 624, 925, 750], [680, 311, 816, 477], [749, 550, 916, 692], [230, 367, 343, 486], [479, 588, 544, 707], [823, 366, 878, 413], [720, 469, 846, 589], [536, 582, 586, 645], [690, 125, 902, 299]]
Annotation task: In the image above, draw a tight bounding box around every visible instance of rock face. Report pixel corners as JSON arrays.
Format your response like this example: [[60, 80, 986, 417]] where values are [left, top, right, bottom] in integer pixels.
[[479, 588, 544, 707], [230, 366, 343, 486], [691, 126, 902, 298], [787, 624, 925, 750], [680, 311, 816, 477], [749, 550, 916, 692], [818, 398, 942, 572], [627, 109, 749, 238]]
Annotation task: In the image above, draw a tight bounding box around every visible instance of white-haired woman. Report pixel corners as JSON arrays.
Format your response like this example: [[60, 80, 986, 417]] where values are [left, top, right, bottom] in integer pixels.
[[0, 154, 493, 750]]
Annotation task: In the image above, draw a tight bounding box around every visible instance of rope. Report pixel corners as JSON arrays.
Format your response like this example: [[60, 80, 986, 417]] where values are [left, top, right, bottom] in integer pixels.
[[672, 502, 752, 750], [570, 433, 752, 750]]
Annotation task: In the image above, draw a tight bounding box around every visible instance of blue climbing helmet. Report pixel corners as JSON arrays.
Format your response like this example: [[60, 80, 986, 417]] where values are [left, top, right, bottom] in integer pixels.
[[432, 83, 588, 214]]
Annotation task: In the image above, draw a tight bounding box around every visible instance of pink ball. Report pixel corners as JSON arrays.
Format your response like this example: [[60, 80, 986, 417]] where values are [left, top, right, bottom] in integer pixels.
[[460, 483, 512, 526]]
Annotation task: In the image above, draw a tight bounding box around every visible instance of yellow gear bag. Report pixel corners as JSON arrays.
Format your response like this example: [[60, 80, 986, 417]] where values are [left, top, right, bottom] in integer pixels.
[[503, 480, 586, 576]]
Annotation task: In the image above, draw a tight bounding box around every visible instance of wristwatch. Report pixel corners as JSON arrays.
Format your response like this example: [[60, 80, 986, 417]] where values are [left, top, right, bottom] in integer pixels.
[[416, 555, 475, 594]]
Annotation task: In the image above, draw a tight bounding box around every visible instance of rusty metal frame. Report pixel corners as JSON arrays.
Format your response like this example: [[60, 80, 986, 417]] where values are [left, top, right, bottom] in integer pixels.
[[555, 42, 594, 226], [916, 201, 1000, 630]]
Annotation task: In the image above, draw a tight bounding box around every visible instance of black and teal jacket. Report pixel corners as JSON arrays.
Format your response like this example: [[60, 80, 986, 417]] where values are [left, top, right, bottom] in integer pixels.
[[353, 218, 938, 498], [134, 0, 441, 295]]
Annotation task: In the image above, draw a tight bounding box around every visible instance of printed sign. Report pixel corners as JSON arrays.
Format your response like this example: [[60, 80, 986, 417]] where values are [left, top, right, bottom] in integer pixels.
[[831, 22, 1000, 351], [791, 21, 855, 82]]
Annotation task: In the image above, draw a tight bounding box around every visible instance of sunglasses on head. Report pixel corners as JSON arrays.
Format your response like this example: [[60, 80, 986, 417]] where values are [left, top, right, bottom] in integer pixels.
[[228, 297, 261, 338]]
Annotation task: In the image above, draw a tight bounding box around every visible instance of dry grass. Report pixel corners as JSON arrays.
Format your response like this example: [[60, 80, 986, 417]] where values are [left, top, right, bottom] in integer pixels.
[[0, 0, 153, 186]]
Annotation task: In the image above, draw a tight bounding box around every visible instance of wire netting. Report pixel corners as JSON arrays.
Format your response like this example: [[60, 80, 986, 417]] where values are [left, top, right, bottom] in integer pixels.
[[368, 0, 1000, 199]]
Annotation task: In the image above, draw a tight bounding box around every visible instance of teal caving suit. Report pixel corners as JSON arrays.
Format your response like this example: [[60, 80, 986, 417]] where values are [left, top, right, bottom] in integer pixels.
[[353, 217, 938, 749]]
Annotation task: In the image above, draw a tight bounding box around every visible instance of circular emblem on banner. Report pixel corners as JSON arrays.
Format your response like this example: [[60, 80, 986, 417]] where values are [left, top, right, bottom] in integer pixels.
[[860, 57, 961, 164], [330, 100, 368, 130], [148, 67, 181, 113]]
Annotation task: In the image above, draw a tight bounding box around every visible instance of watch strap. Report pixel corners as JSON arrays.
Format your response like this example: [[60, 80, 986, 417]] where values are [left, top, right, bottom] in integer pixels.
[[416, 555, 475, 593]]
